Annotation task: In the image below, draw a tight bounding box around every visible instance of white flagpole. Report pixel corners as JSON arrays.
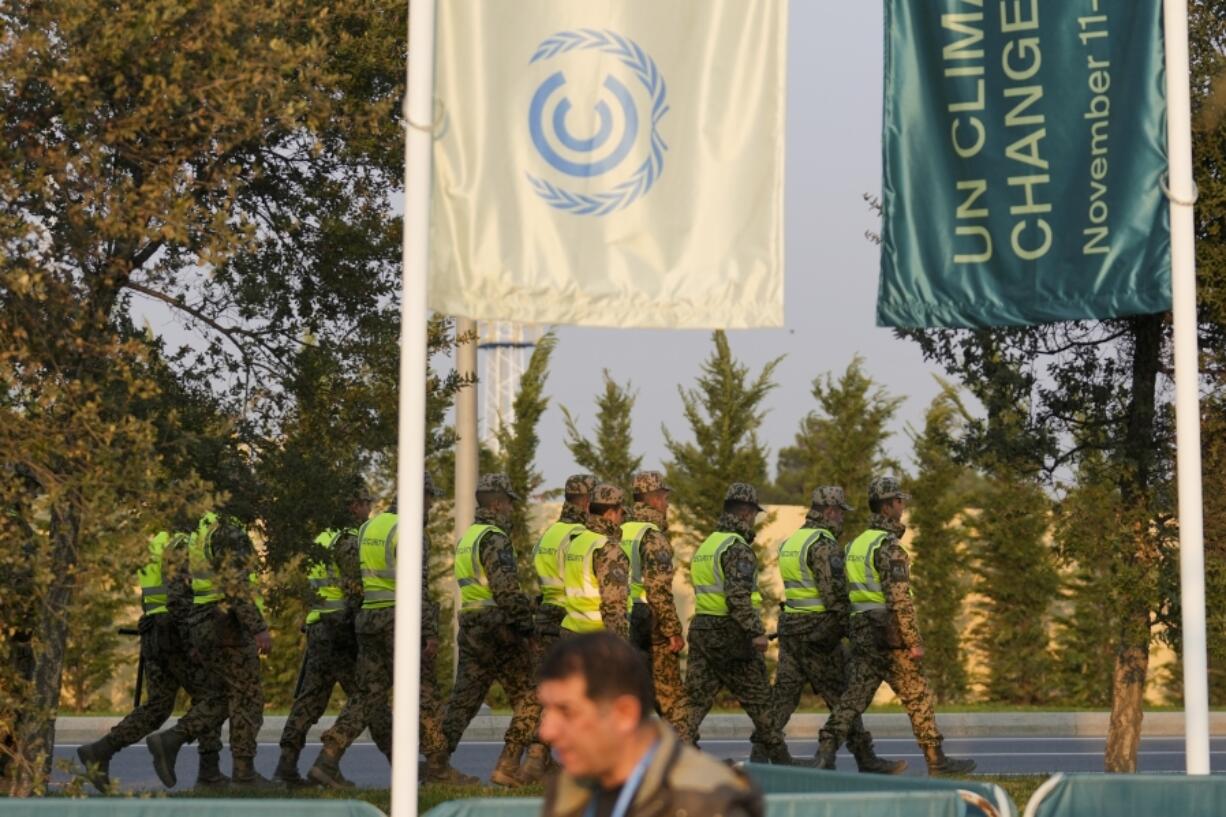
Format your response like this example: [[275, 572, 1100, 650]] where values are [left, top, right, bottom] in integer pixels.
[[393, 0, 438, 812], [1163, 0, 1210, 776]]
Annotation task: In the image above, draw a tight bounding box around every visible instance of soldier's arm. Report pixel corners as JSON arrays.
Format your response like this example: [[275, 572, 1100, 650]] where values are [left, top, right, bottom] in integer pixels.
[[216, 528, 269, 636], [166, 541, 193, 626], [594, 541, 629, 639], [721, 545, 764, 637], [641, 531, 683, 638], [878, 539, 922, 649], [421, 533, 440, 642], [811, 541, 850, 621], [334, 532, 364, 617], [479, 532, 533, 634]]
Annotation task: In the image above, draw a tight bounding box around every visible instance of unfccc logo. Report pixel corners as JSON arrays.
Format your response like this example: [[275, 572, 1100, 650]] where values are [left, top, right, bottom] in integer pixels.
[[526, 29, 668, 217]]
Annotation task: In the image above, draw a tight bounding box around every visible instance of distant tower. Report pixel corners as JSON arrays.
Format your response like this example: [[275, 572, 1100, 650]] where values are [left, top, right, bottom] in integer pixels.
[[479, 322, 541, 452]]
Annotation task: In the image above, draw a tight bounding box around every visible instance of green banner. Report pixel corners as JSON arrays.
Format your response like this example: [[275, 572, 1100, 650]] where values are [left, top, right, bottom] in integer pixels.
[[877, 0, 1171, 328]]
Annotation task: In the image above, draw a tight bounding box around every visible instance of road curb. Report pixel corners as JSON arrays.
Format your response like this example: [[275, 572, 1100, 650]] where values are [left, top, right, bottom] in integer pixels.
[[53, 711, 1225, 745]]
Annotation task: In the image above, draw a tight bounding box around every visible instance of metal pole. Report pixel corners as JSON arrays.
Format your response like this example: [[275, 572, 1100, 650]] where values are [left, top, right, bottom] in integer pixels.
[[453, 316, 479, 676], [392, 0, 437, 811], [1163, 0, 1210, 776]]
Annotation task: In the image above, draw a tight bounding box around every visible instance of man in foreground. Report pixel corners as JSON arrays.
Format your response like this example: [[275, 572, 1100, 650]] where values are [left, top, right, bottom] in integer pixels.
[[538, 631, 764, 817]]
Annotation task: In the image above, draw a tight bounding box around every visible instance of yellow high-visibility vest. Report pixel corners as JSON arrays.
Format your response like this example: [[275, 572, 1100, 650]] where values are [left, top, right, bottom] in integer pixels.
[[845, 530, 889, 614], [455, 524, 499, 613], [778, 528, 831, 614], [359, 512, 399, 610], [307, 529, 349, 625], [533, 521, 583, 609], [561, 530, 606, 633], [690, 532, 762, 616], [620, 521, 659, 610]]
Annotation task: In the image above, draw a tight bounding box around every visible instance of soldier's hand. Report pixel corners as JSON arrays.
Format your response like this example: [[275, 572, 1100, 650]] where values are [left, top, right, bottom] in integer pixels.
[[254, 630, 273, 656], [909, 645, 925, 661], [424, 638, 439, 660], [668, 635, 685, 654], [751, 635, 769, 653]]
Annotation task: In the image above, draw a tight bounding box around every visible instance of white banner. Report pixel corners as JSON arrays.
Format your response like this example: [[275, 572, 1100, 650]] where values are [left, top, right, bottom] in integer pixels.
[[429, 0, 787, 329]]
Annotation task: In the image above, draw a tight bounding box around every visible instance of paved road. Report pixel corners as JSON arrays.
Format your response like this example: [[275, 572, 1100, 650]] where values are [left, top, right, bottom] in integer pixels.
[[51, 736, 1226, 792]]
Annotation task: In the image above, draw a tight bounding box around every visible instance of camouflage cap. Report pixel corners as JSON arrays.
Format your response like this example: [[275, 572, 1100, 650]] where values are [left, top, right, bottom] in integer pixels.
[[810, 486, 853, 511], [423, 471, 437, 498], [632, 470, 671, 496], [564, 474, 596, 496], [345, 475, 375, 502], [723, 482, 765, 512], [868, 475, 911, 504], [476, 473, 521, 501], [590, 483, 625, 507]]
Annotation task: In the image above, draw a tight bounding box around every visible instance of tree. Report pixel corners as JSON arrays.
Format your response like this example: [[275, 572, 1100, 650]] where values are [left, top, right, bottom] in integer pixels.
[[496, 332, 558, 551], [905, 383, 974, 702], [0, 0, 410, 793], [768, 356, 903, 532], [562, 371, 642, 494], [664, 331, 782, 543]]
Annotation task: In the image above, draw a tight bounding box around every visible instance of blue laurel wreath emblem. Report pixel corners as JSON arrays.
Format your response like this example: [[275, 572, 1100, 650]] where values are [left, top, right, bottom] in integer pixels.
[[526, 29, 669, 217]]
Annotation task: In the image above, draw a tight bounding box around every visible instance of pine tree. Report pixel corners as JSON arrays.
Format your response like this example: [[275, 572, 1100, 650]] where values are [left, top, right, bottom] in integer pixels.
[[562, 371, 642, 494], [906, 382, 973, 702], [496, 332, 558, 551], [768, 356, 903, 533]]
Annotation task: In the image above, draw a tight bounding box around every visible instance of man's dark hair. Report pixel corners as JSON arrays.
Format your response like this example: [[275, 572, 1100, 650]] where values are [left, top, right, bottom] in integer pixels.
[[868, 496, 884, 514], [589, 503, 620, 516], [723, 499, 757, 516], [538, 632, 654, 722]]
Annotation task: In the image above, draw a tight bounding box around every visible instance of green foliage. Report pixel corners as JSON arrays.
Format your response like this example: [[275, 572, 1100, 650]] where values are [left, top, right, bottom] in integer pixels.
[[496, 332, 558, 549], [767, 355, 904, 531], [969, 475, 1058, 704], [562, 371, 643, 495], [1203, 397, 1226, 705], [664, 331, 782, 545], [906, 383, 974, 702]]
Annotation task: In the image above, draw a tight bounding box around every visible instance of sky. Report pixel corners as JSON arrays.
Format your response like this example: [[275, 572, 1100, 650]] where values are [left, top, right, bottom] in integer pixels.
[[129, 3, 950, 491], [526, 2, 946, 489]]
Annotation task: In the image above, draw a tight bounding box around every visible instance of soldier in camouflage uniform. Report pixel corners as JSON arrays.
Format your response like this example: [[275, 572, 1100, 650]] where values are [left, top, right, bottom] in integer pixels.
[[76, 529, 225, 792], [149, 512, 273, 788], [625, 471, 691, 741], [442, 474, 541, 787], [272, 480, 370, 786], [518, 473, 595, 785], [819, 477, 975, 775], [760, 487, 905, 773], [684, 484, 794, 764], [559, 483, 630, 640], [308, 472, 474, 787]]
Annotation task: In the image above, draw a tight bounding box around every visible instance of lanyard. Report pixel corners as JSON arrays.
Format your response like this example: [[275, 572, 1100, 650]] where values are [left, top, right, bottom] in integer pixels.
[[585, 741, 660, 817]]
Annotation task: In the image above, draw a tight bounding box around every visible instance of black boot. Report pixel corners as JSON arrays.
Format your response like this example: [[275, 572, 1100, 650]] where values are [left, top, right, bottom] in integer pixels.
[[147, 729, 187, 788], [231, 756, 274, 788], [307, 745, 355, 789], [272, 745, 304, 786], [766, 743, 798, 766], [849, 735, 907, 774], [196, 750, 230, 789], [77, 735, 119, 792], [816, 734, 838, 770], [922, 744, 976, 776], [489, 744, 526, 788], [748, 742, 769, 764]]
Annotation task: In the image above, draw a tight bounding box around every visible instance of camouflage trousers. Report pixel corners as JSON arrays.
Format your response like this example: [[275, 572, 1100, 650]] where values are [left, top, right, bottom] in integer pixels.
[[520, 603, 565, 746], [107, 616, 222, 754], [168, 606, 263, 759], [765, 627, 875, 758], [320, 607, 448, 760], [630, 603, 691, 742], [822, 621, 941, 750], [684, 624, 785, 754], [278, 614, 358, 752], [442, 612, 540, 753]]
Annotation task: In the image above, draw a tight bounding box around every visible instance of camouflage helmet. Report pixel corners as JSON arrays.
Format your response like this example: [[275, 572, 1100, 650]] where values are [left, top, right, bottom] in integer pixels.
[[423, 471, 437, 498], [476, 473, 521, 501], [632, 470, 671, 497], [810, 486, 853, 511], [564, 473, 596, 497], [723, 482, 764, 512], [590, 483, 625, 508], [868, 475, 911, 504]]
